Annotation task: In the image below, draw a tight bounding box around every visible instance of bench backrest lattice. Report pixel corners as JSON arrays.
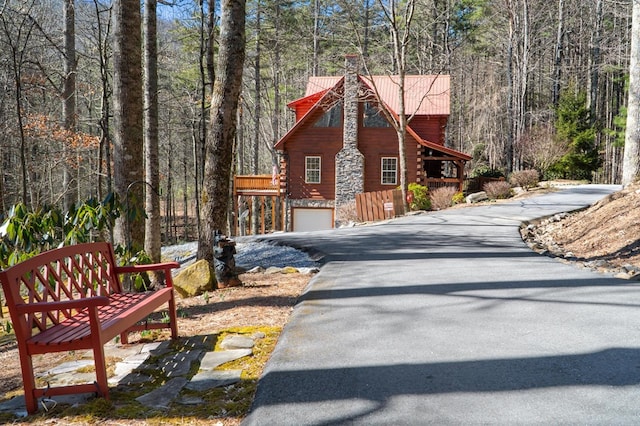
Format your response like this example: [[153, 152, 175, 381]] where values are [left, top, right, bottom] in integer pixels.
[[4, 243, 122, 337]]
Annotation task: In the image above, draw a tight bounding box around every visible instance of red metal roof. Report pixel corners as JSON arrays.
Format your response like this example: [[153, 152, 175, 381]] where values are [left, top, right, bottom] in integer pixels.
[[304, 75, 450, 116], [278, 73, 467, 160]]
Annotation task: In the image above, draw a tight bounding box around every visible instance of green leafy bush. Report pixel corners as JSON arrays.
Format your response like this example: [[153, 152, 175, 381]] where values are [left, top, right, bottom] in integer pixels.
[[0, 194, 120, 269], [114, 245, 155, 291], [452, 192, 465, 204], [407, 183, 431, 211], [470, 165, 505, 179]]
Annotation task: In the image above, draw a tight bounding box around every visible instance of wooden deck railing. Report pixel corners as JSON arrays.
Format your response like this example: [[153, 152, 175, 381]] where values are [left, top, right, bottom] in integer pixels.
[[234, 175, 281, 195], [425, 178, 462, 192]]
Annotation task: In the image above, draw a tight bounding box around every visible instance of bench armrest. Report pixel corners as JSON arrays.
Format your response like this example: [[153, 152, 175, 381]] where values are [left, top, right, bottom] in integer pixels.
[[115, 262, 180, 275], [115, 262, 180, 288], [14, 296, 111, 314]]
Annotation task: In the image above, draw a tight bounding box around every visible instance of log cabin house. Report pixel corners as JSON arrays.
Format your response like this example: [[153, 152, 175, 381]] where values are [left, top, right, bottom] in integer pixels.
[[276, 55, 472, 232]]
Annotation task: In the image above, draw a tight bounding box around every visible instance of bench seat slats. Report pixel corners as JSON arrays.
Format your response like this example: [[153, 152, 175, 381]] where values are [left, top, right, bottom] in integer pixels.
[[27, 289, 173, 349]]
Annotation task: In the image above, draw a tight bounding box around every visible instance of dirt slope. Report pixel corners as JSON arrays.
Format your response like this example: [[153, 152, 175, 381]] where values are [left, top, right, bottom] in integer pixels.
[[530, 184, 640, 271]]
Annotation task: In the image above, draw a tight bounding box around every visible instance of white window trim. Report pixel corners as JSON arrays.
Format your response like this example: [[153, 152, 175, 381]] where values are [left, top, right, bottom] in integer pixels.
[[381, 157, 397, 185], [305, 156, 322, 184]]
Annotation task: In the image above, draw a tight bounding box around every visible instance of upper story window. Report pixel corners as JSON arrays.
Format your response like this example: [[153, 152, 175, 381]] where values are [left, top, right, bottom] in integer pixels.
[[314, 101, 342, 127], [381, 157, 397, 185], [363, 102, 391, 128], [305, 156, 321, 184]]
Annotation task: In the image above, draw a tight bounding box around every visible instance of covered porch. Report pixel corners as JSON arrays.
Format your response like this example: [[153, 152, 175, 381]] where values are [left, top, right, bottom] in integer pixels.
[[420, 144, 470, 193]]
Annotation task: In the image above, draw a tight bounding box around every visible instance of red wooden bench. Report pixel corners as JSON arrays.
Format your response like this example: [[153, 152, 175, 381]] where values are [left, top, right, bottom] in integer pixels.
[[0, 242, 180, 414]]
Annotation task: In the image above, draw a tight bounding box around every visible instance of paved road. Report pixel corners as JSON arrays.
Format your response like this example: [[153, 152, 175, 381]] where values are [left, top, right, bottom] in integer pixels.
[[243, 185, 640, 425]]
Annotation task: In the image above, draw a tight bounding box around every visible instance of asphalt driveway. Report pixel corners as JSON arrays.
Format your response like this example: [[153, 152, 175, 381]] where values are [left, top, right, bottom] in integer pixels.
[[244, 185, 640, 425]]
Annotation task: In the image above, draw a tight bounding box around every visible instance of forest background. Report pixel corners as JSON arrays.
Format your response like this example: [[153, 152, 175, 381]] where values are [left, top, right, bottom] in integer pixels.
[[0, 0, 632, 250]]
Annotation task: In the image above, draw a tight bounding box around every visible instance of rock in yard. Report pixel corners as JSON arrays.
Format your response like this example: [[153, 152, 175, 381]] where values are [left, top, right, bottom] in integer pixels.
[[466, 191, 488, 204], [173, 259, 216, 298], [245, 266, 265, 274]]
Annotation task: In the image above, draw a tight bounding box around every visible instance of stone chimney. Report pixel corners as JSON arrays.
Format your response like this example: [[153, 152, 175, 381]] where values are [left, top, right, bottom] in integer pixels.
[[335, 55, 365, 216]]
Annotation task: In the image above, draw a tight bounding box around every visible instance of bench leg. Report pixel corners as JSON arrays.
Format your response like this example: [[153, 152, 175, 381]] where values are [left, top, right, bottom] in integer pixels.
[[169, 296, 178, 339], [20, 354, 38, 414], [93, 344, 110, 400]]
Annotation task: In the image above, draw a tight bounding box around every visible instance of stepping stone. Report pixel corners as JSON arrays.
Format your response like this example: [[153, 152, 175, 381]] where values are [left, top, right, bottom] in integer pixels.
[[135, 377, 188, 409], [0, 393, 95, 416], [183, 334, 217, 351], [159, 349, 203, 377], [101, 343, 143, 359], [41, 360, 94, 376], [185, 369, 242, 391], [110, 371, 151, 387], [219, 335, 255, 350], [40, 393, 94, 409], [177, 395, 205, 405], [46, 371, 96, 386], [142, 341, 169, 354], [199, 348, 252, 370], [109, 350, 156, 385], [0, 396, 27, 415], [113, 352, 153, 375]]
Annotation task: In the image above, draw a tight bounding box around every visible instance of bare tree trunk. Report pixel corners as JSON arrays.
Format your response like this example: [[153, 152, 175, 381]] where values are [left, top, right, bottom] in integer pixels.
[[379, 0, 415, 213], [197, 0, 246, 262], [62, 0, 76, 211], [514, 0, 530, 171], [252, 2, 261, 235], [363, 0, 370, 61], [589, 0, 603, 116], [112, 0, 144, 250], [206, 0, 216, 87], [552, 0, 564, 108], [272, 0, 282, 230], [623, 0, 640, 186], [1, 6, 37, 206], [238, 99, 245, 174], [143, 0, 161, 270], [313, 0, 319, 76], [505, 0, 516, 173], [165, 143, 174, 243], [93, 0, 112, 200], [195, 0, 216, 238]]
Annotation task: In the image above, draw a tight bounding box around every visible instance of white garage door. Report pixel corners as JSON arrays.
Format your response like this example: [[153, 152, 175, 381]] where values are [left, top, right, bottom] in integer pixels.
[[292, 208, 334, 232]]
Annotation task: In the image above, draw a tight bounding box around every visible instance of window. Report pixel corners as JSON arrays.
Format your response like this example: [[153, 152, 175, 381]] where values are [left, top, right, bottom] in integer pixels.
[[305, 156, 321, 184], [314, 101, 342, 127], [363, 102, 391, 128], [381, 157, 397, 185]]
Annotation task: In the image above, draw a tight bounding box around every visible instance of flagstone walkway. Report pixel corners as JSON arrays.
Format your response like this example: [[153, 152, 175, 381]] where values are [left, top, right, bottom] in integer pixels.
[[0, 332, 260, 417]]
